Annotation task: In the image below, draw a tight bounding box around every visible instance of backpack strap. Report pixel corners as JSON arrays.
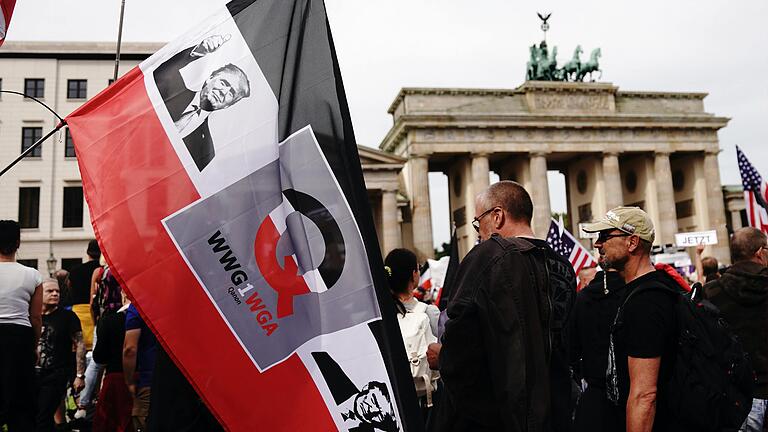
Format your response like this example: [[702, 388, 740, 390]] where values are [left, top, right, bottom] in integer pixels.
[[612, 278, 679, 330]]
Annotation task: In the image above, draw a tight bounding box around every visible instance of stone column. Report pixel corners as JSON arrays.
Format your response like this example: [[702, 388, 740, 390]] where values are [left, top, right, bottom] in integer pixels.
[[410, 156, 434, 260], [703, 150, 731, 264], [381, 189, 401, 254], [471, 153, 491, 194], [529, 152, 551, 238], [654, 151, 678, 245], [602, 152, 623, 210]]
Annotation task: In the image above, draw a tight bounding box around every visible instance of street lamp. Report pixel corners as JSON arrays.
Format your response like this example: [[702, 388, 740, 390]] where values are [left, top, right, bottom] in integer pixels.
[[46, 253, 57, 277]]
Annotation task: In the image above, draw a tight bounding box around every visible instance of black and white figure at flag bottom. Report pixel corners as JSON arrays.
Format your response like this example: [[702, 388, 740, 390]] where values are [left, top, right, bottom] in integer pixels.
[[546, 218, 596, 276], [737, 145, 768, 233]]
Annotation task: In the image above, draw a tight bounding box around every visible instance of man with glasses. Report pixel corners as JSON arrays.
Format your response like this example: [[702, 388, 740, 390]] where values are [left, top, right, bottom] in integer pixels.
[[704, 227, 768, 432], [429, 181, 553, 431], [583, 206, 683, 431]]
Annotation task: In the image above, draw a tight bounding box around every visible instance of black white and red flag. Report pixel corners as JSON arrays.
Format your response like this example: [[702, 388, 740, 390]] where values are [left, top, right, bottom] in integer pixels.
[[65, 1, 421, 430], [737, 145, 768, 233], [0, 0, 16, 47]]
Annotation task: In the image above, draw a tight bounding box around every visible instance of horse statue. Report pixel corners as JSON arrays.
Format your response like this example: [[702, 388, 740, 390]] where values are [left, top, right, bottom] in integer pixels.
[[577, 47, 602, 82], [538, 46, 558, 80], [526, 44, 540, 80], [560, 45, 582, 81]]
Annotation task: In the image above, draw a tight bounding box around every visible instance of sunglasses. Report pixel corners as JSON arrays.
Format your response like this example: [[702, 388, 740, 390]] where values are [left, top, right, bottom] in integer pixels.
[[472, 207, 500, 233], [596, 231, 631, 243]]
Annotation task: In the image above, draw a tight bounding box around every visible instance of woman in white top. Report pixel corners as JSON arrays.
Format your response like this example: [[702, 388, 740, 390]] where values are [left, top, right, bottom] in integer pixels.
[[384, 248, 440, 338], [0, 219, 43, 430]]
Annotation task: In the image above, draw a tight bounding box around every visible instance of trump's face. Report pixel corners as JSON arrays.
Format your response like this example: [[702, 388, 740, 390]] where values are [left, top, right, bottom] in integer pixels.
[[199, 68, 248, 112]]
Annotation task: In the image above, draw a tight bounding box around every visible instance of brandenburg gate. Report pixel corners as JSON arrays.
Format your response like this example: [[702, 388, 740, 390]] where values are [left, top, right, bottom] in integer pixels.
[[374, 81, 731, 264]]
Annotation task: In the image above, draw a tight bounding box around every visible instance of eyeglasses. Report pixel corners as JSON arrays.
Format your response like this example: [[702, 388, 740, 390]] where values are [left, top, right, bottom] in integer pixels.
[[596, 231, 631, 243], [472, 207, 500, 233]]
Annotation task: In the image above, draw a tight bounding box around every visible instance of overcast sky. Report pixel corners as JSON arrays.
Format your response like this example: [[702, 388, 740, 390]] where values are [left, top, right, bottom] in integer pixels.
[[7, 0, 767, 248]]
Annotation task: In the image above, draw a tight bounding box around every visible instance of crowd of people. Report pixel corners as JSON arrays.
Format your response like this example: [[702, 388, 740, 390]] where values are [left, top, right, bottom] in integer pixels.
[[389, 181, 767, 432], [0, 221, 180, 432], [1, 178, 767, 432]]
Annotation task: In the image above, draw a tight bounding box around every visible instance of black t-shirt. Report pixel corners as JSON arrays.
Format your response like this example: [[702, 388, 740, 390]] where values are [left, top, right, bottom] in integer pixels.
[[68, 259, 100, 305], [93, 311, 126, 374], [38, 308, 82, 372], [615, 270, 679, 431]]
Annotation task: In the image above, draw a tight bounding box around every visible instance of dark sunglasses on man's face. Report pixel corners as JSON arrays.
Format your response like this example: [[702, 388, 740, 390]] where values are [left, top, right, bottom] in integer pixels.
[[596, 231, 630, 243]]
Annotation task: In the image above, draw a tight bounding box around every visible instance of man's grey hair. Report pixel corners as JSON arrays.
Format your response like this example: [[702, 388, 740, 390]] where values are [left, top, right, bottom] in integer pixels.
[[731, 227, 767, 263], [476, 181, 533, 225], [42, 278, 59, 288]]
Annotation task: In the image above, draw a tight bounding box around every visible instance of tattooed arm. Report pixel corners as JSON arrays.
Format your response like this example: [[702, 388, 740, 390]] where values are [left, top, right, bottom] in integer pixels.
[[73, 330, 86, 392]]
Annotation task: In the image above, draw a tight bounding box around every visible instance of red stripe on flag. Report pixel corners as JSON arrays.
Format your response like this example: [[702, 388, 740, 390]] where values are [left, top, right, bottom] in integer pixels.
[[66, 67, 336, 431]]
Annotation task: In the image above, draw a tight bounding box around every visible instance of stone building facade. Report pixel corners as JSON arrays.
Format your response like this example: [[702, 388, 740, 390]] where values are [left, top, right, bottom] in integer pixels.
[[0, 42, 160, 273], [380, 82, 732, 264], [0, 42, 738, 272]]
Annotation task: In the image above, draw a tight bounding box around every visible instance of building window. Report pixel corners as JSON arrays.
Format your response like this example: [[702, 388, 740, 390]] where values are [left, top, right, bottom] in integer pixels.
[[63, 186, 84, 228], [22, 127, 43, 157], [24, 78, 45, 98], [65, 129, 76, 158], [576, 170, 588, 194], [18, 187, 40, 228], [61, 258, 83, 272], [67, 79, 87, 99], [578, 203, 593, 223], [17, 259, 39, 269]]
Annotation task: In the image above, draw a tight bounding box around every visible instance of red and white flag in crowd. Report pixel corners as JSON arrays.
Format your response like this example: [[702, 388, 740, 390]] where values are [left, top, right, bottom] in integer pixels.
[[737, 146, 768, 233], [546, 218, 596, 275], [65, 1, 420, 431], [0, 0, 16, 47]]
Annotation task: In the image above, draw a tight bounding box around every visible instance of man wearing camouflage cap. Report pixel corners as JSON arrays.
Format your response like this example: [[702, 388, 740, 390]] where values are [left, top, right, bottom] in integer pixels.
[[584, 207, 683, 431]]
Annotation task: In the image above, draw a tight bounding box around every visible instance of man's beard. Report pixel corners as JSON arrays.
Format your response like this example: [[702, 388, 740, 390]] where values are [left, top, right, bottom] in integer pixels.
[[601, 254, 628, 272]]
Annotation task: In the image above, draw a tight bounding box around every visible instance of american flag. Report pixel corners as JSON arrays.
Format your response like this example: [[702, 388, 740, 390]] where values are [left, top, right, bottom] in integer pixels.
[[737, 146, 768, 233], [546, 218, 596, 275]]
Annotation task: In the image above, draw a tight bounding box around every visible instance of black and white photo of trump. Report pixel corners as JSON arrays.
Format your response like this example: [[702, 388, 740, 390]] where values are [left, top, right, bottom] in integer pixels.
[[154, 34, 251, 171]]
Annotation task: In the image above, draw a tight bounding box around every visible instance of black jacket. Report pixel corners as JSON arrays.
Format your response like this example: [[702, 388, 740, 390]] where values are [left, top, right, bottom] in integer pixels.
[[570, 271, 627, 387], [704, 261, 768, 398], [431, 234, 552, 432]]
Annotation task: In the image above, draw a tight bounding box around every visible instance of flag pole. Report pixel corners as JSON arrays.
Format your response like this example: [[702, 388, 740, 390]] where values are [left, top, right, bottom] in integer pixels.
[[0, 124, 66, 178], [0, 90, 66, 178], [113, 0, 127, 83]]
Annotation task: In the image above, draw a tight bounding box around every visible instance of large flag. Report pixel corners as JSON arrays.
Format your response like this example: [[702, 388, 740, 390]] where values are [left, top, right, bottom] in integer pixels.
[[546, 218, 596, 276], [0, 0, 16, 47], [65, 1, 420, 431], [737, 145, 768, 233]]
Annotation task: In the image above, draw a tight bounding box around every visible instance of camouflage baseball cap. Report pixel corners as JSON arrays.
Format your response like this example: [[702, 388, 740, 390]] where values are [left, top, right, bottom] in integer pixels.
[[583, 206, 655, 243]]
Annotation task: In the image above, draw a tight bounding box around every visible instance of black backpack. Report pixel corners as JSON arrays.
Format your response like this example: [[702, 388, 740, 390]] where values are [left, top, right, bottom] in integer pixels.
[[93, 267, 123, 322], [608, 281, 754, 431]]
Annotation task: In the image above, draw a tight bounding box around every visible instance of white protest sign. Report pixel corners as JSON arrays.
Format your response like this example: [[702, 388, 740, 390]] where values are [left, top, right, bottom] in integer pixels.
[[674, 230, 718, 247]]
